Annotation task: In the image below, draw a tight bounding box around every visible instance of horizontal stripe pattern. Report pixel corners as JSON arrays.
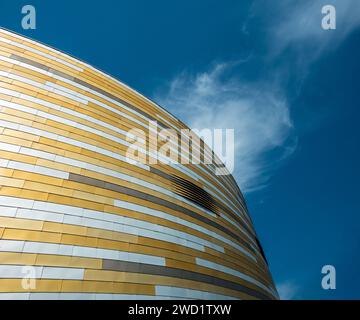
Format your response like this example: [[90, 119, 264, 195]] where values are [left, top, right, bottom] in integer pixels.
[[0, 27, 278, 300]]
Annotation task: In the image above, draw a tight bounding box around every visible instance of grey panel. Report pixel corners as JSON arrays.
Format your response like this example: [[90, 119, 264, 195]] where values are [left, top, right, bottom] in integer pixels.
[[102, 259, 272, 300], [10, 54, 50, 71]]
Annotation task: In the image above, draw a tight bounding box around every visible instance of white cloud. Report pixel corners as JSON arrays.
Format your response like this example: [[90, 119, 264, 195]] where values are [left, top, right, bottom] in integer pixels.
[[268, 0, 360, 61], [153, 1, 360, 194], [277, 281, 300, 300], [155, 63, 294, 193]]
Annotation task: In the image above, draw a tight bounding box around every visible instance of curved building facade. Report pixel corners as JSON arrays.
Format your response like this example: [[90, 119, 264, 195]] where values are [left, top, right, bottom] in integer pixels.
[[0, 28, 278, 300]]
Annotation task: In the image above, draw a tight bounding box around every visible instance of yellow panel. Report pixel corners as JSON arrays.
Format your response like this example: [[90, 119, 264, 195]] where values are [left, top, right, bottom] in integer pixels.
[[0, 217, 44, 231], [2, 228, 61, 243], [0, 252, 37, 265]]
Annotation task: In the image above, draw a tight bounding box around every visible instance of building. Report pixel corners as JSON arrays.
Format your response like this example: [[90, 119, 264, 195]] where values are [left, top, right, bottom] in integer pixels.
[[0, 28, 278, 300]]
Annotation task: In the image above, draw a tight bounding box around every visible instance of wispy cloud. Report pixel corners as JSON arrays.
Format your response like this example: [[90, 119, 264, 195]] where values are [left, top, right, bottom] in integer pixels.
[[272, 0, 360, 51], [154, 1, 360, 193], [258, 0, 360, 77], [155, 62, 294, 192], [277, 281, 300, 300]]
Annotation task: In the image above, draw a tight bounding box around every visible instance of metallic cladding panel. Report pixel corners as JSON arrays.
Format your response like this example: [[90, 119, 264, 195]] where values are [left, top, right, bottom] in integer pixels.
[[0, 28, 277, 300]]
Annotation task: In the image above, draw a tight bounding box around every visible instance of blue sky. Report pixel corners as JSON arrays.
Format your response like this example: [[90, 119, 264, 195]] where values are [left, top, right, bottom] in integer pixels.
[[1, 0, 359, 299]]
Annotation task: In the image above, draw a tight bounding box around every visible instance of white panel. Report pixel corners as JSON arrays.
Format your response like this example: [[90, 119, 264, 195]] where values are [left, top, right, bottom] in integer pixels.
[[5, 160, 69, 179], [0, 206, 17, 217], [0, 293, 30, 300], [28, 293, 61, 300], [0, 240, 166, 267], [155, 286, 238, 300], [0, 141, 20, 153], [58, 244, 74, 256], [16, 208, 64, 223], [41, 267, 84, 280], [0, 265, 84, 280], [23, 242, 60, 255], [0, 240, 25, 252], [0, 265, 43, 278]]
